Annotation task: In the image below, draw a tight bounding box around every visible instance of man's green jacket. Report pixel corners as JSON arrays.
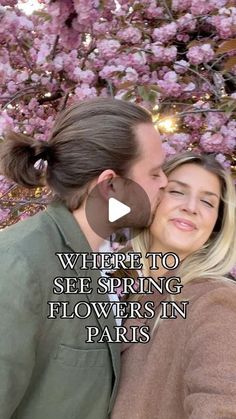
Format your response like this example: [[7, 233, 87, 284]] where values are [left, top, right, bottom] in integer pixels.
[[0, 202, 120, 419]]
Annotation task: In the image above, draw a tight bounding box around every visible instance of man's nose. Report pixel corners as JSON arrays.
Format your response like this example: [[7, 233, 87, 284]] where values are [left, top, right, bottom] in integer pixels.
[[159, 170, 168, 188]]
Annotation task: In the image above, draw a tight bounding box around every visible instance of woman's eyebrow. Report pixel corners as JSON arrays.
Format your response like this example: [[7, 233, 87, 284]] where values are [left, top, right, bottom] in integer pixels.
[[168, 180, 189, 187], [168, 180, 220, 198]]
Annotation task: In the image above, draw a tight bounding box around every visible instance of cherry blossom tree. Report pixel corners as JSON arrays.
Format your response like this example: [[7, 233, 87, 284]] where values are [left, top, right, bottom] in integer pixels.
[[0, 0, 235, 232]]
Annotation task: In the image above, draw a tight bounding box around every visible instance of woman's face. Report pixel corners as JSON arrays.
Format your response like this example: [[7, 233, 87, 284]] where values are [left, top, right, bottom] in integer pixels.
[[150, 163, 221, 260]]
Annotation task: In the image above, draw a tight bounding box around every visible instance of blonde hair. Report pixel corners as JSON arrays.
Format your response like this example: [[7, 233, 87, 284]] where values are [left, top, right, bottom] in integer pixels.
[[132, 152, 236, 285]]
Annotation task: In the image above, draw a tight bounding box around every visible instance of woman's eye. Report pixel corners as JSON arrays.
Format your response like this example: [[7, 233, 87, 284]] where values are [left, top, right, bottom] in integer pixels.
[[201, 200, 214, 208], [169, 190, 184, 195]]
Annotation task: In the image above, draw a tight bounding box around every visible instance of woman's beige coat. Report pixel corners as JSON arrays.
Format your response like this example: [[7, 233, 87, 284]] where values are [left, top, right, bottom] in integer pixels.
[[112, 279, 236, 419]]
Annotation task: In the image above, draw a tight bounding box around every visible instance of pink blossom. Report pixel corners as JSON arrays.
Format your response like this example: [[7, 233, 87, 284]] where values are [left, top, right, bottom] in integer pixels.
[[206, 112, 227, 130], [191, 0, 212, 14], [0, 48, 9, 65], [74, 83, 97, 100], [215, 153, 231, 169], [200, 132, 221, 149], [193, 100, 211, 110], [112, 1, 129, 17], [230, 265, 236, 279], [157, 66, 170, 78], [172, 0, 192, 12], [0, 0, 17, 5], [0, 62, 14, 83], [167, 133, 191, 151], [200, 132, 232, 153], [146, 4, 164, 19], [158, 80, 182, 97], [190, 0, 226, 15], [97, 39, 121, 59], [1, 10, 33, 33], [99, 65, 125, 80], [73, 0, 100, 27], [162, 141, 177, 157], [0, 111, 14, 136], [7, 81, 17, 94], [53, 55, 64, 71], [153, 22, 177, 43], [130, 51, 147, 69], [0, 0, 235, 230], [162, 46, 177, 62], [184, 114, 204, 129], [31, 73, 40, 82], [0, 175, 14, 195], [0, 208, 10, 225], [47, 0, 73, 25], [93, 21, 111, 35], [73, 68, 96, 84], [28, 98, 39, 111], [36, 42, 51, 66], [117, 27, 142, 44], [220, 121, 236, 152], [123, 67, 139, 83], [19, 212, 32, 221], [183, 82, 196, 92], [210, 15, 236, 39], [114, 90, 129, 100], [88, 55, 105, 71], [151, 44, 177, 62], [163, 71, 178, 83], [140, 74, 151, 83], [16, 70, 29, 83], [176, 33, 190, 42], [187, 44, 215, 65], [58, 26, 82, 50], [177, 13, 197, 32]]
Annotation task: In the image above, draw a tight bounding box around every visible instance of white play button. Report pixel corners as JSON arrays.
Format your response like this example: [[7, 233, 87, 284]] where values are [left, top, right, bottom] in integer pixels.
[[85, 178, 151, 239], [108, 197, 131, 223]]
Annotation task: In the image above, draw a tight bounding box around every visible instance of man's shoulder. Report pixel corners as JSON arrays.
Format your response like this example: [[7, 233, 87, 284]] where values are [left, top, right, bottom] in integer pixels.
[[0, 208, 62, 261]]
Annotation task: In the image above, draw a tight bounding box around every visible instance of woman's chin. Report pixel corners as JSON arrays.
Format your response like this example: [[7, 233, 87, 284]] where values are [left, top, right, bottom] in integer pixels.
[[162, 240, 191, 259]]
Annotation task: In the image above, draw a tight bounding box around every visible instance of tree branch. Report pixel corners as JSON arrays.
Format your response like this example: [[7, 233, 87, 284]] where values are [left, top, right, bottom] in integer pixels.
[[179, 108, 228, 116], [1, 85, 41, 110], [160, 0, 174, 21], [0, 184, 17, 199], [50, 35, 59, 60], [14, 36, 34, 71], [59, 90, 71, 111], [0, 198, 49, 205], [176, 63, 221, 99], [38, 91, 63, 104], [49, 35, 60, 82]]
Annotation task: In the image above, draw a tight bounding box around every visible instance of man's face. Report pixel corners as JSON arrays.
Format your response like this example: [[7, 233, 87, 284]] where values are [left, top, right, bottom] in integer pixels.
[[127, 123, 167, 223]]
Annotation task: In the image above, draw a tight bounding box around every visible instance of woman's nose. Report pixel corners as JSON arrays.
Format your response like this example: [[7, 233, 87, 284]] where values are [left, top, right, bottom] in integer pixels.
[[181, 197, 198, 214]]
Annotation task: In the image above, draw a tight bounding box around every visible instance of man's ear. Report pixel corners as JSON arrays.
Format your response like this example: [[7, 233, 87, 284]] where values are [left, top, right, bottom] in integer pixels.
[[97, 169, 118, 200]]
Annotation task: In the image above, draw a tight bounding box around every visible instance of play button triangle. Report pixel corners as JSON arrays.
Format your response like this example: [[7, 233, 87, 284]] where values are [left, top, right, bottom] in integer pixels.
[[108, 197, 131, 223]]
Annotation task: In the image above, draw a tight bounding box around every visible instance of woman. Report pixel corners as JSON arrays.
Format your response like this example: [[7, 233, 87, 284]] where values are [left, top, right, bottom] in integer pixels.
[[112, 152, 236, 419]]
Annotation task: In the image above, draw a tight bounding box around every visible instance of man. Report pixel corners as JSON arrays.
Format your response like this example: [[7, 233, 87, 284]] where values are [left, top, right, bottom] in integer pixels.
[[0, 98, 166, 419]]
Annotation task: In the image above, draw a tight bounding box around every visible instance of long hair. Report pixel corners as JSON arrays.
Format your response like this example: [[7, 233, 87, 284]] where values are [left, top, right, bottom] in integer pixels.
[[0, 98, 152, 210], [132, 152, 236, 285]]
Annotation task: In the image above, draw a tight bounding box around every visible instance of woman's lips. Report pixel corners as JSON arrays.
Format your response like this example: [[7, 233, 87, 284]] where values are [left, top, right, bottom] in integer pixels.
[[170, 218, 197, 231]]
